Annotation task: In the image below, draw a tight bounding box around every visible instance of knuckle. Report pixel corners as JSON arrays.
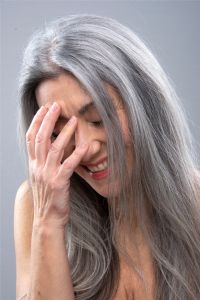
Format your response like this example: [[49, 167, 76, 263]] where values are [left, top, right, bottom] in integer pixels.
[[49, 143, 61, 154], [34, 118, 43, 125], [63, 160, 74, 170], [35, 133, 45, 144], [29, 171, 36, 184], [34, 169, 44, 184], [30, 163, 44, 182], [28, 161, 35, 173], [26, 131, 33, 143], [29, 163, 57, 187]]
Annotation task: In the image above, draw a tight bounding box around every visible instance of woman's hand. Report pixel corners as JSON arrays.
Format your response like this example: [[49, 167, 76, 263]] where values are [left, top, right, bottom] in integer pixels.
[[26, 102, 88, 229]]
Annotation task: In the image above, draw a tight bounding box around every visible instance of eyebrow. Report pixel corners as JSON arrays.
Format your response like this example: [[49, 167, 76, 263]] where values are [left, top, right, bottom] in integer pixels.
[[58, 101, 95, 121], [78, 101, 94, 115]]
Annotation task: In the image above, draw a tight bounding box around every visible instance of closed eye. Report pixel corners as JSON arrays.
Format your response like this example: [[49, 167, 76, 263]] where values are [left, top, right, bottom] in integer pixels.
[[91, 120, 103, 127], [51, 120, 103, 139]]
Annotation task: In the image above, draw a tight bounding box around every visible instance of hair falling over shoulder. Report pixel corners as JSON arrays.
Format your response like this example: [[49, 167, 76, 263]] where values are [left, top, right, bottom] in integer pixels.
[[17, 14, 200, 300]]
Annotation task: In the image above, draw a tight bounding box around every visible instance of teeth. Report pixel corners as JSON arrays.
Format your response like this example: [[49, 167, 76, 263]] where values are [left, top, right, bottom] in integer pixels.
[[87, 160, 108, 172]]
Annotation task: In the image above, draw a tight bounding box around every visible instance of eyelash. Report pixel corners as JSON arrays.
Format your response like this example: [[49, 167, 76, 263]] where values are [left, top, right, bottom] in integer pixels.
[[90, 120, 103, 127]]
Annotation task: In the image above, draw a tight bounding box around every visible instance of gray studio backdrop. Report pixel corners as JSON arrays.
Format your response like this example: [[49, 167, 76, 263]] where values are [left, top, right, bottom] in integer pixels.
[[1, 1, 200, 299]]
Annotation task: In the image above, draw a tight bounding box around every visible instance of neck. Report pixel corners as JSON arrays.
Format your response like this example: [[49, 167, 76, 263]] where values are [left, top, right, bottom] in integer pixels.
[[114, 221, 150, 265]]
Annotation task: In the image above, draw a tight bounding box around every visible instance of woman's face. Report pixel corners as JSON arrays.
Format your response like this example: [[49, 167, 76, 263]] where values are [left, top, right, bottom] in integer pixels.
[[35, 72, 133, 197]]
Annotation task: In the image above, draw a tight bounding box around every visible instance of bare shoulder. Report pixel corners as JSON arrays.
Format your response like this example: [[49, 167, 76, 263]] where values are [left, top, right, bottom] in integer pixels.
[[14, 179, 34, 247], [14, 180, 34, 298]]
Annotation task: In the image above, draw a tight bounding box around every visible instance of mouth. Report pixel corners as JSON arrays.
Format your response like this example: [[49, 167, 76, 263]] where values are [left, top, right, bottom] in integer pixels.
[[83, 159, 108, 172], [82, 159, 109, 180]]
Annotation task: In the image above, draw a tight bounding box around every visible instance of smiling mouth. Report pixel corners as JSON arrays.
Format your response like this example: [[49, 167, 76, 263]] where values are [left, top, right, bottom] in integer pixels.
[[83, 165, 109, 181], [82, 159, 108, 173]]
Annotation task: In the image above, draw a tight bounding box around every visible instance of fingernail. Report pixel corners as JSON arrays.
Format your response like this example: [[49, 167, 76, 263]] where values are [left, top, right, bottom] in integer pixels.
[[50, 102, 59, 112]]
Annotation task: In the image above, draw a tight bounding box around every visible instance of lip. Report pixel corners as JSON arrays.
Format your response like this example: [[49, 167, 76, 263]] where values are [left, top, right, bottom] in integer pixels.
[[82, 157, 107, 167], [89, 167, 109, 180]]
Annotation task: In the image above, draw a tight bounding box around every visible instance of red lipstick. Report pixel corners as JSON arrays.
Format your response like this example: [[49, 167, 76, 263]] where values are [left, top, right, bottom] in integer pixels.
[[88, 168, 109, 180]]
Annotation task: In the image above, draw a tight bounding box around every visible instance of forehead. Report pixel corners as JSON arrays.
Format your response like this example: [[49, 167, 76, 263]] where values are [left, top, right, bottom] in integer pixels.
[[35, 73, 89, 110], [35, 72, 122, 114]]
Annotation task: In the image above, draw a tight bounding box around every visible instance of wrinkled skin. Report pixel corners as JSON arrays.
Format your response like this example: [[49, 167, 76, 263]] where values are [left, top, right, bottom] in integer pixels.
[[26, 103, 89, 228]]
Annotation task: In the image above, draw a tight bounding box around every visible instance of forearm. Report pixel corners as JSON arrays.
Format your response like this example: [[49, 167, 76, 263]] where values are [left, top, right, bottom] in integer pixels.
[[27, 223, 75, 300]]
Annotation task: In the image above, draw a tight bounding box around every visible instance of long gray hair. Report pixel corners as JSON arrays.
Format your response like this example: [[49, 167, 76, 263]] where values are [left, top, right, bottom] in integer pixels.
[[17, 14, 200, 300]]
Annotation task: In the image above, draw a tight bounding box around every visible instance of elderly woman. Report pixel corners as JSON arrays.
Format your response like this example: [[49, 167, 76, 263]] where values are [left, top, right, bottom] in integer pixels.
[[14, 14, 200, 300]]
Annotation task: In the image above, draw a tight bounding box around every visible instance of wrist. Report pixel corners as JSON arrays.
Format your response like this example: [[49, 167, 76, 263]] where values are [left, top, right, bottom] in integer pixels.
[[32, 219, 67, 236], [33, 216, 68, 228], [32, 224, 67, 247]]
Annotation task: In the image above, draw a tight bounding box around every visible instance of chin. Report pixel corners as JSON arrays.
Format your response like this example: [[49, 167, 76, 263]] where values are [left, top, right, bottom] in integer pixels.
[[74, 165, 122, 199]]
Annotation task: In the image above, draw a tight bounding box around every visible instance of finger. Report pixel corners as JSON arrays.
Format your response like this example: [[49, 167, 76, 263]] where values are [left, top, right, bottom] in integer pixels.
[[44, 116, 78, 169], [57, 143, 89, 179], [35, 102, 61, 164], [26, 106, 48, 160]]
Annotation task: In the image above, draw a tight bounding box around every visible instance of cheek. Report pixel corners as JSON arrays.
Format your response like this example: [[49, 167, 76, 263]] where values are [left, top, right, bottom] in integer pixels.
[[118, 113, 135, 171], [119, 112, 132, 146]]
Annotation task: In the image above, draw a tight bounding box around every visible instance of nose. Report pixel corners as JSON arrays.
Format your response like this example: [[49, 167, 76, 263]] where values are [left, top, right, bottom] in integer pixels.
[[74, 122, 102, 162], [81, 140, 102, 163]]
